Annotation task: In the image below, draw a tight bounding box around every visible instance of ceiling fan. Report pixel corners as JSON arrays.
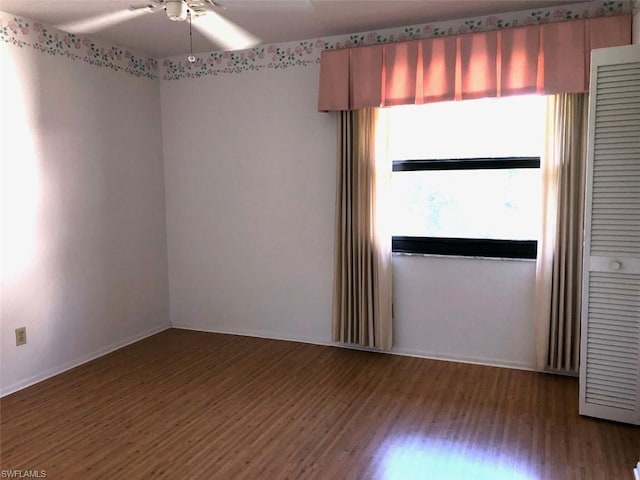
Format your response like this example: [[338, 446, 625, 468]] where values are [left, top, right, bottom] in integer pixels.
[[58, 0, 262, 53], [129, 0, 210, 21]]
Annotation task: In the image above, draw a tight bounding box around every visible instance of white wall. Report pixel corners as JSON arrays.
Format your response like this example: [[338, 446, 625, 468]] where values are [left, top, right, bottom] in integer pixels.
[[161, 66, 336, 344], [161, 63, 537, 369], [0, 42, 170, 395], [393, 255, 536, 368]]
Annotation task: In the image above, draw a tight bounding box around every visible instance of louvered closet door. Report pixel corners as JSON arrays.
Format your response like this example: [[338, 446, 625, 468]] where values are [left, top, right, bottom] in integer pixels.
[[579, 44, 640, 425]]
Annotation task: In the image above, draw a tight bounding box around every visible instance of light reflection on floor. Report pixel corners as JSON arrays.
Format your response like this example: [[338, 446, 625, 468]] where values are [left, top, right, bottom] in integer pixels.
[[377, 435, 538, 480]]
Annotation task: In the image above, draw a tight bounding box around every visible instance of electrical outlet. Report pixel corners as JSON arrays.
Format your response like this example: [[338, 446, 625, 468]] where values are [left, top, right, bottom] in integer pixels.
[[15, 327, 27, 346]]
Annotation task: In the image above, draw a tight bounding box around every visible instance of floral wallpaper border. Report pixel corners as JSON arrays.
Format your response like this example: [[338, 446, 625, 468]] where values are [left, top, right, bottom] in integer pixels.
[[0, 1, 632, 82], [161, 0, 631, 81], [0, 11, 158, 80]]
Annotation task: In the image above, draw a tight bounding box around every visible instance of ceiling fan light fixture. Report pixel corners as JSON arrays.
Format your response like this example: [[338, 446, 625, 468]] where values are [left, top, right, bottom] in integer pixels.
[[166, 0, 188, 21]]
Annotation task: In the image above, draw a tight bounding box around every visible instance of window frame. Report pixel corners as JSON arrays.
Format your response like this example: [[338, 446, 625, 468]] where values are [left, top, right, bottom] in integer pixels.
[[391, 156, 540, 260]]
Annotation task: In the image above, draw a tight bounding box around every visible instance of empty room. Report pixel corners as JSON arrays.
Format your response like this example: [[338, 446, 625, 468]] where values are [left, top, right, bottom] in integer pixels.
[[1, 0, 639, 478]]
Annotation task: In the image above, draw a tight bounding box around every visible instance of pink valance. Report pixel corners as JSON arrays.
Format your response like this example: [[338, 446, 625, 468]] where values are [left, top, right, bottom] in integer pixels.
[[318, 15, 631, 111]]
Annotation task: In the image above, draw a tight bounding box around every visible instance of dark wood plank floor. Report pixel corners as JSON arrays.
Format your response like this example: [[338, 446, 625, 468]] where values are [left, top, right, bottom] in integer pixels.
[[1, 328, 638, 479]]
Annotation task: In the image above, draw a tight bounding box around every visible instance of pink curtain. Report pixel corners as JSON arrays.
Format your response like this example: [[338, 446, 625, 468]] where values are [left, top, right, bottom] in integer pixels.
[[499, 25, 540, 96], [351, 45, 384, 109], [421, 36, 457, 103], [318, 15, 631, 111], [458, 31, 498, 100], [317, 49, 349, 111], [540, 20, 586, 95], [384, 40, 419, 106]]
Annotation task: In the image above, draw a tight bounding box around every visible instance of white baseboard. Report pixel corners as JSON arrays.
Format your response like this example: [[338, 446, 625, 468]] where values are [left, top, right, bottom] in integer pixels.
[[171, 323, 335, 349], [390, 346, 536, 372], [171, 323, 536, 372], [0, 324, 170, 397]]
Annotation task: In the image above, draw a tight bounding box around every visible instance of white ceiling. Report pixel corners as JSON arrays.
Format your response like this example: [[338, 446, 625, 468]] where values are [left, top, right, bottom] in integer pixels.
[[0, 0, 587, 57]]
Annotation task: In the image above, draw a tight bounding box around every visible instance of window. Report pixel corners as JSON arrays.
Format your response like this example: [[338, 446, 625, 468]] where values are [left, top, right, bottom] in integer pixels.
[[388, 95, 545, 259]]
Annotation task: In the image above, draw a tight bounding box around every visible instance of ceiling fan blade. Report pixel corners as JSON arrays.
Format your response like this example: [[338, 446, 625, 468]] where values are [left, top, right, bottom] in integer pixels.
[[129, 3, 162, 12], [57, 8, 151, 34], [192, 10, 261, 51], [210, 0, 313, 12]]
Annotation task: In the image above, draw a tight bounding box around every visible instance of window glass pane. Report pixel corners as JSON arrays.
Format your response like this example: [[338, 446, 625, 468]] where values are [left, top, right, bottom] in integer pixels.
[[392, 169, 540, 240], [388, 95, 545, 160], [388, 95, 545, 244]]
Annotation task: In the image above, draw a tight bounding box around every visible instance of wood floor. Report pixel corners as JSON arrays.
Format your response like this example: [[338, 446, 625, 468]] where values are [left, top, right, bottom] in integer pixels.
[[1, 329, 638, 479]]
